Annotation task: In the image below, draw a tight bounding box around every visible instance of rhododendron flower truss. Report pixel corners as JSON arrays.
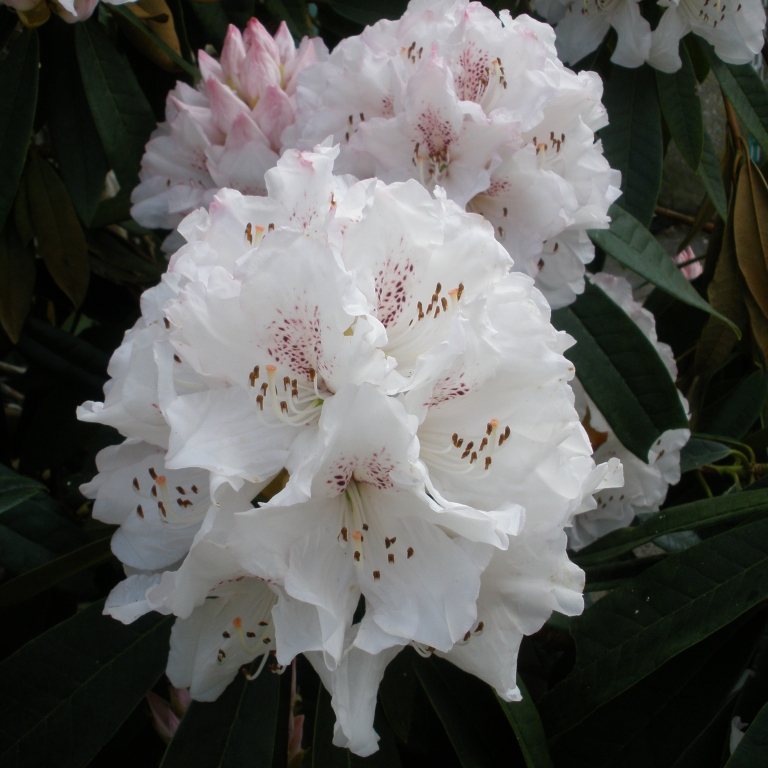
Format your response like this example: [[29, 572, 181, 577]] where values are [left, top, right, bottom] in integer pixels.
[[81, 143, 621, 757], [288, 0, 620, 308], [130, 18, 327, 239], [649, 0, 766, 73], [567, 274, 690, 551]]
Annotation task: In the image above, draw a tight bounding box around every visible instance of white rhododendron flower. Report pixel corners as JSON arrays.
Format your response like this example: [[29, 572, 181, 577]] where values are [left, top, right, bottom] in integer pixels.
[[532, 0, 651, 68], [82, 144, 620, 756], [130, 18, 327, 238], [1, 0, 132, 23], [567, 273, 690, 551], [286, 0, 620, 308], [649, 0, 766, 73]]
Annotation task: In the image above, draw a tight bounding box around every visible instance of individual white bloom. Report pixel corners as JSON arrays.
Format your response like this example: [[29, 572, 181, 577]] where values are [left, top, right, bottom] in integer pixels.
[[532, 0, 652, 68], [288, 0, 620, 308], [130, 19, 327, 237], [567, 273, 690, 550], [649, 0, 766, 73]]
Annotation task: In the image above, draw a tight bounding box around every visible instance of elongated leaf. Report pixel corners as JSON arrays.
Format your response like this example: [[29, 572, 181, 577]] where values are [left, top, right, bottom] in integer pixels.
[[0, 29, 38, 230], [576, 488, 768, 566], [552, 281, 688, 460], [414, 657, 501, 767], [600, 65, 663, 226], [726, 700, 768, 768], [0, 524, 54, 574], [0, 463, 45, 516], [25, 151, 90, 308], [704, 44, 768, 157], [0, 534, 112, 608], [541, 515, 768, 736], [75, 19, 156, 189], [679, 436, 731, 473], [497, 680, 553, 768], [0, 226, 35, 343], [0, 602, 171, 768], [46, 25, 110, 226], [698, 128, 729, 221], [161, 669, 282, 768], [699, 369, 768, 439], [656, 47, 703, 169], [591, 204, 736, 332]]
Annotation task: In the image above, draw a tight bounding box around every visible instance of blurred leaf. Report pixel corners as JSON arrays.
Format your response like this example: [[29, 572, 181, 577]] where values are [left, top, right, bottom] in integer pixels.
[[0, 464, 45, 516], [600, 65, 663, 227], [699, 369, 768, 439], [726, 700, 768, 768], [0, 534, 112, 608], [0, 602, 171, 768], [263, 0, 314, 37], [414, 657, 501, 767], [656, 47, 703, 170], [0, 29, 38, 231], [552, 281, 689, 461], [542, 515, 768, 736], [186, 0, 229, 49], [0, 227, 35, 343], [704, 44, 768, 158], [497, 680, 553, 768], [25, 316, 109, 375], [576, 488, 768, 566], [160, 668, 283, 768], [88, 229, 163, 286], [321, 0, 408, 25], [733, 151, 768, 306], [46, 25, 110, 225], [591, 204, 736, 332], [679, 436, 732, 473], [25, 151, 90, 308], [74, 18, 156, 190], [697, 129, 729, 221], [0, 525, 54, 574]]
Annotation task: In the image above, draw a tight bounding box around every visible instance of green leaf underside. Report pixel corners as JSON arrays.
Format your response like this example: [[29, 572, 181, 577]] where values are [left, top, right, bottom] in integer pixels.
[[542, 516, 768, 736], [0, 464, 46, 516], [726, 700, 768, 768], [0, 30, 38, 231], [0, 602, 171, 768], [679, 436, 731, 473], [600, 65, 663, 227], [575, 488, 768, 566], [552, 281, 688, 461], [698, 370, 768, 439], [160, 668, 281, 768], [697, 128, 729, 221], [74, 19, 156, 190], [591, 204, 736, 332], [497, 679, 553, 768], [656, 48, 703, 170]]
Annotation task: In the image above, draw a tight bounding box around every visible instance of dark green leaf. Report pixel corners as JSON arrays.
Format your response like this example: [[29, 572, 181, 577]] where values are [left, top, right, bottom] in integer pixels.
[[699, 370, 768, 439], [703, 43, 768, 157], [600, 65, 663, 226], [414, 657, 500, 767], [726, 700, 768, 768], [0, 534, 113, 608], [0, 524, 55, 574], [680, 436, 732, 473], [656, 47, 703, 169], [0, 29, 38, 230], [552, 280, 688, 461], [25, 151, 90, 308], [497, 680, 553, 768], [0, 463, 45, 516], [0, 225, 35, 343], [576, 488, 768, 566], [591, 204, 737, 332], [0, 602, 171, 768], [160, 668, 282, 768], [322, 0, 408, 25], [74, 19, 156, 190], [542, 515, 768, 736], [697, 128, 729, 221]]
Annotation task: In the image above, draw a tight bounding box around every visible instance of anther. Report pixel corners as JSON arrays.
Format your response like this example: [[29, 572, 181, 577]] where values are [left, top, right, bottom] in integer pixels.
[[407, 547, 414, 558]]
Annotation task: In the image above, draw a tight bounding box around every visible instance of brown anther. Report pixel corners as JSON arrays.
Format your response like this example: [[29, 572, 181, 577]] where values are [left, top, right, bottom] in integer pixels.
[[246, 631, 256, 638], [279, 399, 289, 412], [407, 547, 414, 559], [258, 620, 269, 626], [456, 283, 464, 300], [503, 206, 508, 217], [452, 432, 460, 447], [268, 223, 275, 231], [222, 631, 231, 638], [263, 637, 271, 644], [373, 570, 381, 581], [463, 630, 472, 642], [340, 527, 348, 542], [470, 451, 478, 464], [149, 467, 158, 480], [151, 485, 158, 498], [177, 498, 193, 508], [176, 486, 186, 495], [158, 501, 167, 517], [163, 317, 171, 329], [283, 375, 291, 391], [256, 395, 264, 410], [308, 367, 316, 382], [484, 456, 492, 470], [217, 650, 226, 662], [173, 354, 182, 364], [354, 551, 361, 562], [132, 477, 140, 491], [362, 523, 369, 531], [245, 223, 253, 244], [191, 485, 199, 494], [479, 437, 488, 452], [136, 505, 144, 518], [388, 553, 395, 564], [476, 621, 484, 632]]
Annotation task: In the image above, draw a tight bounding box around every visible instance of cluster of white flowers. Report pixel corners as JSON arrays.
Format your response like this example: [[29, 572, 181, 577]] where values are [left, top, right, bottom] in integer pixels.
[[130, 19, 327, 240], [567, 273, 690, 550], [532, 0, 766, 73], [80, 0, 696, 756], [81, 143, 622, 755]]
